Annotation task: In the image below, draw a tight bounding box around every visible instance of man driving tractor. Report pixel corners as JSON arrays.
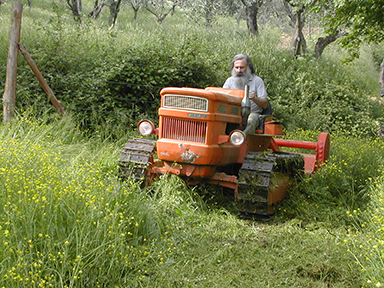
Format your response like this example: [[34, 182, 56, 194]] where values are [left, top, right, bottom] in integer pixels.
[[223, 54, 268, 136]]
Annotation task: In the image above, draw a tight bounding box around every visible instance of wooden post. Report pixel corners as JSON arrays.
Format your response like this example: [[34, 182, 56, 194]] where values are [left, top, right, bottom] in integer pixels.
[[19, 44, 65, 116], [3, 2, 23, 124], [380, 59, 384, 97]]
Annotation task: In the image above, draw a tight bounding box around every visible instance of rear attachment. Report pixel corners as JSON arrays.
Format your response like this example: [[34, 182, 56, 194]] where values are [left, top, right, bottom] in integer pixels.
[[271, 132, 330, 174]]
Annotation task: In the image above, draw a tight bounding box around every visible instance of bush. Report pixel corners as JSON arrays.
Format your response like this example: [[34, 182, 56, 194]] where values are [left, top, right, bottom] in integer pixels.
[[1, 1, 384, 139]]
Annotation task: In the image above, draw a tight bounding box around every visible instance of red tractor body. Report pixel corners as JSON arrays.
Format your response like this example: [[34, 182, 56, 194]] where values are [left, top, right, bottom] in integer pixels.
[[120, 87, 330, 218]]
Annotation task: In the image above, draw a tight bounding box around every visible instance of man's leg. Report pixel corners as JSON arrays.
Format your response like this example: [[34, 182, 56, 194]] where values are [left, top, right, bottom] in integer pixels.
[[243, 112, 260, 136]]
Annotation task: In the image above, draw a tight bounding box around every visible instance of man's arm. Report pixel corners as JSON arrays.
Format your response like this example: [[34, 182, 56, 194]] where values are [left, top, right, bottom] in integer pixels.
[[249, 91, 268, 109], [223, 77, 232, 89]]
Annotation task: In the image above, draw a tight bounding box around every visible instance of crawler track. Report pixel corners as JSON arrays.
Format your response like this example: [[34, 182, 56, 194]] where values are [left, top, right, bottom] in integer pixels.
[[237, 152, 304, 219], [119, 140, 304, 220], [119, 138, 156, 183]]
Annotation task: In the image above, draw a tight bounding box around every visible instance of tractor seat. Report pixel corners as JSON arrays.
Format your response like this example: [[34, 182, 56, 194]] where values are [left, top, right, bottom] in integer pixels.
[[256, 100, 272, 131], [256, 100, 283, 135]]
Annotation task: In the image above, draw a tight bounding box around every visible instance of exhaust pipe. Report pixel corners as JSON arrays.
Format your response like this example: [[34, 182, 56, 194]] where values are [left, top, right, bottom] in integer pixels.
[[241, 85, 251, 127]]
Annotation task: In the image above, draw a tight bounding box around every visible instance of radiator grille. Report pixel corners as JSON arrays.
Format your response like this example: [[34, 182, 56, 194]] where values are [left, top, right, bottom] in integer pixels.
[[162, 117, 207, 143], [163, 94, 208, 112]]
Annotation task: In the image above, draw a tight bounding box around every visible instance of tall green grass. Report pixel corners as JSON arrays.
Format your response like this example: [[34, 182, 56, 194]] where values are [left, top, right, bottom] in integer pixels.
[[0, 114, 178, 287], [344, 177, 384, 287], [276, 130, 384, 225], [274, 129, 384, 286], [0, 114, 366, 287]]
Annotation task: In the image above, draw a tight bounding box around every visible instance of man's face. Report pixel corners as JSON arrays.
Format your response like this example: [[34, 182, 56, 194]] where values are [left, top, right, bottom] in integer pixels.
[[233, 59, 248, 76], [231, 59, 251, 90]]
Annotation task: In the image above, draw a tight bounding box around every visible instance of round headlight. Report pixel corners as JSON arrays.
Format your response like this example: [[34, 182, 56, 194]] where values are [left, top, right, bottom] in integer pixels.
[[229, 130, 246, 146], [138, 120, 155, 136]]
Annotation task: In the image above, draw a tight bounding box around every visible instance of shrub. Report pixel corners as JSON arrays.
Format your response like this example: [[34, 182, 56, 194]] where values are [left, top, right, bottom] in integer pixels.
[[1, 2, 384, 139]]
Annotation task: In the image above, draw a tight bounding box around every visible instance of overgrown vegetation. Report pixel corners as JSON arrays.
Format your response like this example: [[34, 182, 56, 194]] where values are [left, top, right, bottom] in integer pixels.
[[1, 1, 384, 138], [0, 114, 368, 287], [1, 1, 384, 287]]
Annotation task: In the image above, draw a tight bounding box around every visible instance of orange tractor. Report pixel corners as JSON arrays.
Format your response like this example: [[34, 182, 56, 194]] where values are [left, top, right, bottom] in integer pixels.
[[119, 86, 330, 218]]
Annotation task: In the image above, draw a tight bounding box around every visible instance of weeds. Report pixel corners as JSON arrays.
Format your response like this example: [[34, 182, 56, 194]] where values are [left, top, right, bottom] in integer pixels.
[[0, 115, 367, 287], [2, 1, 384, 138], [345, 177, 384, 287], [277, 130, 384, 225]]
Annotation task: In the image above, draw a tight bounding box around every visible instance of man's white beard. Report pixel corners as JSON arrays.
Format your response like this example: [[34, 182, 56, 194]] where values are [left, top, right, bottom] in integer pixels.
[[232, 67, 252, 90]]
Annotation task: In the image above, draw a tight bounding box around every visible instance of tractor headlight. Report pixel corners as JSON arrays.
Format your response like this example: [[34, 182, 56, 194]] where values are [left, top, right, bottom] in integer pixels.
[[229, 130, 246, 146], [138, 120, 155, 136]]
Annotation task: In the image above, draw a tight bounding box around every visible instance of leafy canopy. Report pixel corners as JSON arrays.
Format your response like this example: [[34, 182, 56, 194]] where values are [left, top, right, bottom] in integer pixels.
[[323, 0, 384, 56]]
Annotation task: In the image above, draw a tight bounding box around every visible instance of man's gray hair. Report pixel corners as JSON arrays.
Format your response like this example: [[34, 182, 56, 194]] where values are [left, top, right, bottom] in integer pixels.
[[230, 54, 255, 74]]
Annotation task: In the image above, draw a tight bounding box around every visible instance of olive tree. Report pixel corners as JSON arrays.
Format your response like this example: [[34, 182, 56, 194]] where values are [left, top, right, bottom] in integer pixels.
[[182, 0, 241, 27], [88, 0, 105, 19], [88, 0, 122, 28], [322, 0, 384, 56], [145, 0, 178, 24], [127, 0, 145, 20], [283, 0, 319, 56], [66, 0, 82, 21], [239, 0, 263, 35], [108, 0, 122, 27]]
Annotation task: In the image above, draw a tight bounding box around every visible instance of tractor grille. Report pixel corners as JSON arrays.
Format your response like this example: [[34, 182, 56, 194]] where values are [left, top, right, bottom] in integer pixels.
[[163, 94, 209, 112], [162, 117, 207, 143]]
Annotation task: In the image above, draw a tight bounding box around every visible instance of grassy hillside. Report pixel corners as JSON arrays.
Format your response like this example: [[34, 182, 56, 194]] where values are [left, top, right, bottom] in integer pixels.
[[1, 1, 384, 287]]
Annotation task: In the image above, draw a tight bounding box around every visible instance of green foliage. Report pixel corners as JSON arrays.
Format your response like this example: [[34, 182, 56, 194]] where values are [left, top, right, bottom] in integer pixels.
[[0, 117, 365, 287], [0, 115, 171, 287], [278, 130, 384, 225], [322, 0, 384, 57], [346, 177, 384, 287], [264, 54, 384, 136], [104, 42, 218, 115], [1, 3, 384, 138]]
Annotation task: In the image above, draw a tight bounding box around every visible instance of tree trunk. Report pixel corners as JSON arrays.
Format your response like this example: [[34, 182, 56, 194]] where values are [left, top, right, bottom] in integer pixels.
[[131, 5, 140, 20], [146, 3, 177, 25], [236, 8, 245, 27], [3, 2, 23, 124], [205, 6, 213, 27], [66, 0, 82, 22], [108, 0, 122, 28], [88, 0, 106, 19], [77, 0, 82, 14], [245, 1, 258, 35], [240, 0, 262, 35], [380, 59, 384, 97], [314, 31, 345, 59], [290, 7, 306, 55]]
